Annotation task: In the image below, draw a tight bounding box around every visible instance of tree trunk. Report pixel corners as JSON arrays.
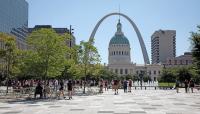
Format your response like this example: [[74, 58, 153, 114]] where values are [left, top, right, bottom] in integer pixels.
[[6, 57, 11, 94], [83, 64, 87, 94]]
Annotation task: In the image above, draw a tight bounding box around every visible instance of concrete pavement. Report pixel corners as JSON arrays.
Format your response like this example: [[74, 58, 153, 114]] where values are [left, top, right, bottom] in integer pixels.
[[0, 88, 200, 114]]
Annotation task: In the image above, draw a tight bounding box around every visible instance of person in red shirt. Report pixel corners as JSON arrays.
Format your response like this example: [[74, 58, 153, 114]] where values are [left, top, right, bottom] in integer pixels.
[[128, 79, 132, 92], [114, 79, 119, 95]]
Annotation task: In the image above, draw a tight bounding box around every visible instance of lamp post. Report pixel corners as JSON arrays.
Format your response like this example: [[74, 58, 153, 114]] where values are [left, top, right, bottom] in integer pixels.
[[139, 71, 144, 90], [69, 25, 74, 59], [69, 25, 74, 48]]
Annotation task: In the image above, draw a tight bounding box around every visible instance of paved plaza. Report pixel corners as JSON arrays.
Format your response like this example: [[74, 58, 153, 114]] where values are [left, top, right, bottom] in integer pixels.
[[0, 88, 200, 114]]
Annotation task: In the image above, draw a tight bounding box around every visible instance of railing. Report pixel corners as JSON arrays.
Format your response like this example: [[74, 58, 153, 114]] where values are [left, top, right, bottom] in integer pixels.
[[195, 85, 200, 90], [0, 86, 100, 99]]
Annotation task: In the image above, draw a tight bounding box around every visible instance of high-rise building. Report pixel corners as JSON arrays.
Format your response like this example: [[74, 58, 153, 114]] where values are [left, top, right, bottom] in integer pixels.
[[28, 25, 76, 48], [0, 0, 28, 50], [151, 30, 176, 64]]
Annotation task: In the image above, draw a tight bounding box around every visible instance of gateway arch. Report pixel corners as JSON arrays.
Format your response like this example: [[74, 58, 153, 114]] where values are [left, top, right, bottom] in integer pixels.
[[89, 12, 150, 64]]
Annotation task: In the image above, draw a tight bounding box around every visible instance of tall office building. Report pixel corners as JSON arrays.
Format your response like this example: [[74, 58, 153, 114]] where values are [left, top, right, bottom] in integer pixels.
[[28, 25, 76, 48], [0, 0, 28, 49], [151, 30, 176, 64]]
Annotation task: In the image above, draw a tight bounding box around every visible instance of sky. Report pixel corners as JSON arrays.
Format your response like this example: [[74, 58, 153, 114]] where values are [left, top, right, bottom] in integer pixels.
[[26, 0, 200, 64]]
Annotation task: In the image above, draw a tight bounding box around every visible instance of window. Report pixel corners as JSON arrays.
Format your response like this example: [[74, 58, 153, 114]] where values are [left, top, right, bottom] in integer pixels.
[[125, 69, 128, 74], [169, 60, 171, 65], [186, 60, 188, 65], [119, 51, 121, 55], [154, 71, 156, 75], [149, 71, 151, 75], [175, 60, 177, 65], [120, 69, 123, 74], [122, 51, 123, 55], [115, 69, 118, 74], [114, 51, 115, 55], [180, 60, 182, 65]]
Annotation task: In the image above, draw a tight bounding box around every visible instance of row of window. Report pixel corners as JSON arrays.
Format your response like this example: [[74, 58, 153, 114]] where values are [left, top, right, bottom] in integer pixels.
[[110, 51, 129, 56], [110, 69, 128, 75], [110, 69, 160, 75], [168, 60, 192, 65]]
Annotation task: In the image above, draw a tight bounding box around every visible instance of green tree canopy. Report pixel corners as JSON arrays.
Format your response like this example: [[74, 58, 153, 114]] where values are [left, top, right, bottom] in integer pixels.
[[0, 33, 19, 79], [0, 32, 19, 92], [191, 26, 200, 73], [78, 39, 101, 93], [24, 28, 68, 80]]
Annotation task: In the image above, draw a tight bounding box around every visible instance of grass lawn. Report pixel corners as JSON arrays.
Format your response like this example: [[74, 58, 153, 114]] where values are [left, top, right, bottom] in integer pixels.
[[159, 83, 175, 87]]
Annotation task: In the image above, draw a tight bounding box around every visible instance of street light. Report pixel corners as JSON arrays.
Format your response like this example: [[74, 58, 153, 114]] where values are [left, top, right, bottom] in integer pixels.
[[69, 25, 74, 48], [69, 25, 74, 59], [139, 73, 143, 90]]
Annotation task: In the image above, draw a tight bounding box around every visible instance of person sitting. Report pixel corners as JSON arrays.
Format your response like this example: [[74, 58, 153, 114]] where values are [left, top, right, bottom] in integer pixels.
[[34, 83, 43, 99]]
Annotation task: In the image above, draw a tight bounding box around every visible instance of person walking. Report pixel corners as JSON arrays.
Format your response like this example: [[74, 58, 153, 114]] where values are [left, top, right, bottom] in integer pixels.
[[67, 80, 73, 100], [114, 79, 119, 95], [104, 80, 108, 91], [189, 79, 195, 93], [123, 79, 128, 93], [58, 80, 65, 99], [111, 80, 114, 90], [128, 79, 132, 92], [99, 79, 103, 93], [175, 80, 180, 93], [184, 79, 189, 93], [34, 82, 43, 99]]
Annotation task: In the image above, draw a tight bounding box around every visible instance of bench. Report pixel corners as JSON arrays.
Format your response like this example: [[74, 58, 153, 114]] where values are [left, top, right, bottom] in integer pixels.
[[195, 85, 200, 90]]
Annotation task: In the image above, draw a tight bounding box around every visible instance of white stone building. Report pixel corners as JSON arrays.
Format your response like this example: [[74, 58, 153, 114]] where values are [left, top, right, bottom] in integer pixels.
[[108, 20, 163, 81]]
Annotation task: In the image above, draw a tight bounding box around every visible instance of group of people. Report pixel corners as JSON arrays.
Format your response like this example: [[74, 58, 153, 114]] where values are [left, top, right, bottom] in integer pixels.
[[175, 79, 195, 93], [3, 78, 198, 100], [98, 79, 133, 95], [34, 80, 73, 100]]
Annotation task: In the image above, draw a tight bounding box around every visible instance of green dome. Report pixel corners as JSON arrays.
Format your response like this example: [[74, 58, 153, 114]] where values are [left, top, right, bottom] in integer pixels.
[[109, 34, 130, 45], [109, 19, 130, 45]]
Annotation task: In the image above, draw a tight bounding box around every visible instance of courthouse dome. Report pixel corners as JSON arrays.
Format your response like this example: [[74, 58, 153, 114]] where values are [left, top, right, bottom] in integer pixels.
[[109, 20, 130, 45]]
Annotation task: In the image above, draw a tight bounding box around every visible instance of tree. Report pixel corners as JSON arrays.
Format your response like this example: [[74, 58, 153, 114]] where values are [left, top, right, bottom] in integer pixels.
[[176, 67, 192, 83], [25, 28, 68, 82], [191, 25, 200, 84], [143, 75, 152, 82], [78, 39, 100, 93], [160, 68, 176, 83], [96, 66, 118, 81], [0, 32, 18, 93]]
